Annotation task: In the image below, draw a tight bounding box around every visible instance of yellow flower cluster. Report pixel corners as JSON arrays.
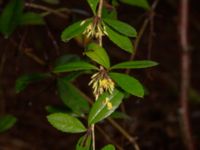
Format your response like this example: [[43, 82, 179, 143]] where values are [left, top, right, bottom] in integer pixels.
[[83, 22, 105, 39], [89, 70, 115, 100]]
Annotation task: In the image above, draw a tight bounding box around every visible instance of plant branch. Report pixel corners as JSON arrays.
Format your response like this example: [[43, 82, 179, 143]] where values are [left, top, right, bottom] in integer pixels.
[[179, 0, 195, 149], [91, 1, 104, 150], [25, 3, 69, 19], [96, 125, 124, 150], [10, 39, 47, 66], [126, 0, 159, 74], [97, 0, 104, 18], [97, 0, 104, 46], [108, 117, 137, 148]]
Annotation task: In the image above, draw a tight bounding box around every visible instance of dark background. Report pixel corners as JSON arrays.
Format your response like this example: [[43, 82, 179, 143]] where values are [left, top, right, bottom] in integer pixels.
[[0, 0, 200, 149]]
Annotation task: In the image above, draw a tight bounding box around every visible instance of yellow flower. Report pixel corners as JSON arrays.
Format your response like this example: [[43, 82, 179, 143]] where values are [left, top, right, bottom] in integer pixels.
[[89, 67, 115, 99], [99, 78, 115, 94], [106, 102, 113, 110], [102, 97, 113, 110], [83, 22, 105, 39]]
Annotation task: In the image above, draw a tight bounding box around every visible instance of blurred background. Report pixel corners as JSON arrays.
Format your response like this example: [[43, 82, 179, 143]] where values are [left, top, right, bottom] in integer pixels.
[[0, 0, 199, 149]]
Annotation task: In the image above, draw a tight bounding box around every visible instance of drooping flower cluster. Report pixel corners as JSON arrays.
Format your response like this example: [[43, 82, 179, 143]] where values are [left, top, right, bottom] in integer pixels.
[[83, 17, 105, 39], [89, 67, 115, 100]]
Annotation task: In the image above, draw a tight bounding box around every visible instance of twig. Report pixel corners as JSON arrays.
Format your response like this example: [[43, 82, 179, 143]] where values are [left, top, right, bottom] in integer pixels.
[[46, 26, 60, 56], [10, 39, 47, 66], [107, 118, 138, 148], [91, 1, 104, 150], [24, 48, 46, 66], [96, 125, 124, 150], [179, 0, 195, 149], [147, 10, 155, 59], [25, 3, 69, 19], [126, 0, 159, 74], [97, 0, 104, 46]]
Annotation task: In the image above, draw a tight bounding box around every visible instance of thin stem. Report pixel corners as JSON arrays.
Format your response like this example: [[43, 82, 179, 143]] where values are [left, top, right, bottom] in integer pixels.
[[91, 124, 95, 150], [179, 0, 195, 149], [25, 3, 69, 19], [97, 0, 104, 18], [126, 0, 159, 74], [96, 125, 124, 150], [107, 118, 137, 144], [91, 1, 104, 149], [97, 0, 104, 46], [10, 39, 47, 66]]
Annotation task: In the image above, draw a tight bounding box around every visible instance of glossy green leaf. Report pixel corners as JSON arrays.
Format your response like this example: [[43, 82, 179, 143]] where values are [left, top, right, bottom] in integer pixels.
[[87, 0, 99, 14], [101, 144, 115, 150], [88, 90, 124, 125], [53, 61, 98, 73], [0, 115, 17, 133], [15, 73, 50, 93], [119, 0, 150, 9], [61, 72, 85, 82], [104, 25, 134, 53], [110, 111, 130, 120], [19, 12, 45, 25], [111, 60, 158, 70], [76, 134, 92, 150], [42, 0, 60, 4], [53, 54, 80, 67], [47, 113, 86, 133], [103, 18, 137, 37], [102, 7, 117, 19], [57, 78, 90, 115], [109, 73, 144, 97], [85, 43, 110, 68], [61, 19, 91, 42], [0, 0, 24, 38]]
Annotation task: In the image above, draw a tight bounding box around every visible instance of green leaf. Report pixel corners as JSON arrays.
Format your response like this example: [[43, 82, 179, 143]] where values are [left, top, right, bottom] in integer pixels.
[[111, 60, 158, 70], [112, 0, 119, 6], [76, 134, 92, 150], [103, 18, 137, 37], [61, 19, 91, 42], [109, 73, 144, 98], [88, 90, 124, 125], [57, 78, 90, 115], [42, 0, 60, 4], [0, 0, 24, 38], [45, 105, 71, 114], [53, 61, 98, 73], [110, 111, 130, 120], [47, 113, 87, 133], [119, 0, 150, 9], [87, 0, 99, 15], [61, 72, 85, 82], [102, 7, 118, 19], [15, 73, 50, 93], [19, 12, 45, 25], [101, 144, 115, 150], [104, 25, 134, 53], [53, 54, 80, 67], [85, 43, 110, 68], [0, 115, 17, 133]]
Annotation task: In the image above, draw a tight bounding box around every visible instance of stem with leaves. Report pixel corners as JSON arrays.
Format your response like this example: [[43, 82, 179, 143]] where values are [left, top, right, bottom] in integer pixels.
[[91, 0, 104, 149], [40, 0, 158, 149]]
